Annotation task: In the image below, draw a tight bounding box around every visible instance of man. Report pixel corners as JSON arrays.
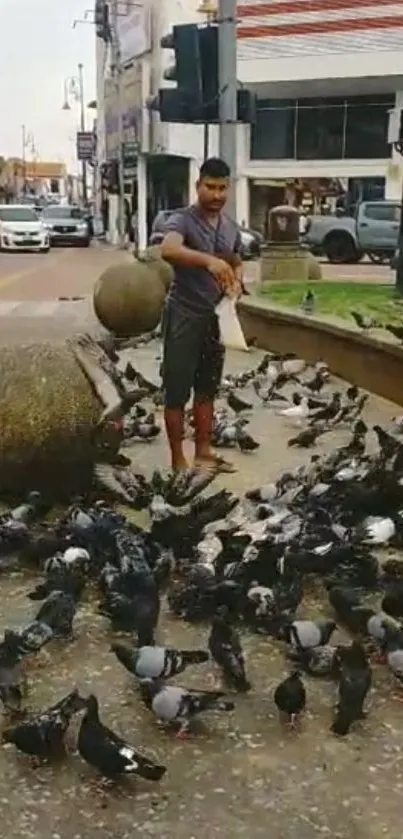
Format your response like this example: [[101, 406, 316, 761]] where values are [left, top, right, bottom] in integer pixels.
[[160, 157, 242, 474]]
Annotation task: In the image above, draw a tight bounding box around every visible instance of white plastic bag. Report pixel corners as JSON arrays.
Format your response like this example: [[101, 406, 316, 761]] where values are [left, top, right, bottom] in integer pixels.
[[215, 295, 249, 352]]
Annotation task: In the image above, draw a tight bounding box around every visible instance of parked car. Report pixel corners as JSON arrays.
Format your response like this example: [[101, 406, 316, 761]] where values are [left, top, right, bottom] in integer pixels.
[[41, 205, 90, 247], [302, 201, 400, 264], [149, 209, 262, 260], [0, 204, 50, 253]]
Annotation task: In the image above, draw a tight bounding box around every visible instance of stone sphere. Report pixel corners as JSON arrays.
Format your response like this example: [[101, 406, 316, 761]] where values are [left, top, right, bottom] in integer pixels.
[[93, 257, 168, 337]]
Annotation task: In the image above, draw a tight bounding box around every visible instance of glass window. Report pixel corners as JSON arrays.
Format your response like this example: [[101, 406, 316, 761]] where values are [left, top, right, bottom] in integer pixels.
[[0, 206, 38, 222], [345, 101, 392, 159], [251, 100, 295, 160], [42, 206, 83, 219], [363, 203, 400, 221], [296, 99, 344, 160]]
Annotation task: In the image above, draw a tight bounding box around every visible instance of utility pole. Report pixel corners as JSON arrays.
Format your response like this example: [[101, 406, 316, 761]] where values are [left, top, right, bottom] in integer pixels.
[[21, 125, 27, 194], [218, 0, 237, 218], [109, 0, 126, 247], [78, 63, 88, 204]]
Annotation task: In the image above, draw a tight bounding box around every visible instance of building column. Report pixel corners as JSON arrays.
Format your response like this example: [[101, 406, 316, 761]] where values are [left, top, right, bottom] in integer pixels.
[[386, 90, 403, 200], [188, 158, 199, 204], [236, 175, 249, 227], [137, 154, 148, 252]]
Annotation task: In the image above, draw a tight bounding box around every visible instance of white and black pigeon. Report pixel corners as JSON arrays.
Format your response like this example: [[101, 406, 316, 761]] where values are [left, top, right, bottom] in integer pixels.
[[283, 619, 336, 651], [111, 642, 209, 681], [140, 679, 235, 737], [78, 694, 166, 782]]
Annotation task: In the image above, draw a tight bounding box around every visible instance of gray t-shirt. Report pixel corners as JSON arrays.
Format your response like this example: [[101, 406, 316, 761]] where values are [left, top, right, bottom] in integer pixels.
[[163, 205, 242, 316]]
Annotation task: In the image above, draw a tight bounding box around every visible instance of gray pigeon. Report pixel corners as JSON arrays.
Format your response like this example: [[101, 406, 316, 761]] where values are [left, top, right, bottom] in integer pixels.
[[111, 643, 209, 680], [286, 644, 341, 677], [284, 619, 336, 651], [382, 622, 403, 684], [140, 679, 234, 737]]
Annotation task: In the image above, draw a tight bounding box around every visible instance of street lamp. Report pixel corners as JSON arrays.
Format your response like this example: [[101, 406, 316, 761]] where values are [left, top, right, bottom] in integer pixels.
[[21, 125, 34, 194], [62, 63, 88, 202]]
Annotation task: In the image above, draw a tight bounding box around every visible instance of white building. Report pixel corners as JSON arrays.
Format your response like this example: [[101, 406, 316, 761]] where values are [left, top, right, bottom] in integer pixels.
[[96, 0, 403, 242]]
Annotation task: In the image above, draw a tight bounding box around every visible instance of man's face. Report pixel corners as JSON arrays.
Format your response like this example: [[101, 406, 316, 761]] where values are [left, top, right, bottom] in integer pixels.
[[196, 176, 229, 213]]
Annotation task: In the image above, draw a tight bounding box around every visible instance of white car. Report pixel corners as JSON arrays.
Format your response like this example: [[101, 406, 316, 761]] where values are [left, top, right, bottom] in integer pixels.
[[0, 204, 50, 253]]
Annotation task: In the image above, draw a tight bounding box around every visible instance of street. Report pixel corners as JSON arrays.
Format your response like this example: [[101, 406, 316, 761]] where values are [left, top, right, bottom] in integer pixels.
[[0, 246, 393, 308], [0, 244, 129, 342]]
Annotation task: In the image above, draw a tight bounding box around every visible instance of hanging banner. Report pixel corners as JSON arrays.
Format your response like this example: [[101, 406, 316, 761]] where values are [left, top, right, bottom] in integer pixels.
[[116, 3, 151, 64]]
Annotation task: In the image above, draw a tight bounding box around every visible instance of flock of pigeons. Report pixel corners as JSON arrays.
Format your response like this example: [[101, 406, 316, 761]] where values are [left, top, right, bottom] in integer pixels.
[[1, 336, 403, 794]]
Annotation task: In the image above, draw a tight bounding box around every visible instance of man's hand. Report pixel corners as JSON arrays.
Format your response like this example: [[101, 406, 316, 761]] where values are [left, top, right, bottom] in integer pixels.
[[206, 256, 236, 291]]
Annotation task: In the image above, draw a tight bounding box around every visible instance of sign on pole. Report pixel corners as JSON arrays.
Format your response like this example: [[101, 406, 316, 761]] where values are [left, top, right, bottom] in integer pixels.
[[76, 131, 95, 161]]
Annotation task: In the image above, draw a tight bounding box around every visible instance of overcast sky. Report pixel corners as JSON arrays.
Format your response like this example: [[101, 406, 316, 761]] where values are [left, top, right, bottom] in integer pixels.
[[0, 0, 96, 172]]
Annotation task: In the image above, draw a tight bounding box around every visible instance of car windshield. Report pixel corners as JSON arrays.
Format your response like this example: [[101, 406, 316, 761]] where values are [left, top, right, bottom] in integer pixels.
[[42, 206, 83, 220], [0, 207, 38, 222]]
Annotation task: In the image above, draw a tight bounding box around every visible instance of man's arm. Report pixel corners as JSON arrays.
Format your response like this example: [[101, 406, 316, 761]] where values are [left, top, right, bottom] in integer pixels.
[[160, 212, 211, 270]]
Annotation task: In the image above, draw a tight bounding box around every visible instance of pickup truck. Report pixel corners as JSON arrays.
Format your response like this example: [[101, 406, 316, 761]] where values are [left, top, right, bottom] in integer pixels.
[[302, 201, 400, 264]]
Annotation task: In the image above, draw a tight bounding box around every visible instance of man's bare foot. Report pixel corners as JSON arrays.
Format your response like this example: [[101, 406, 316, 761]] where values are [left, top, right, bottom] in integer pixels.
[[172, 457, 189, 472], [194, 453, 236, 474]]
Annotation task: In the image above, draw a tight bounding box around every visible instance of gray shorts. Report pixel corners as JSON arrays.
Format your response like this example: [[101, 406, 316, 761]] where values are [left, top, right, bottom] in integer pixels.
[[161, 303, 225, 408]]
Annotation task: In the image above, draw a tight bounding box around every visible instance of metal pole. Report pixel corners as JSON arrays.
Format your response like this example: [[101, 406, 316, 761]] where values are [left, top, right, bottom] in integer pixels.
[[110, 0, 126, 247], [203, 123, 209, 159], [21, 125, 26, 194], [218, 0, 237, 218], [395, 181, 403, 296], [78, 63, 88, 204]]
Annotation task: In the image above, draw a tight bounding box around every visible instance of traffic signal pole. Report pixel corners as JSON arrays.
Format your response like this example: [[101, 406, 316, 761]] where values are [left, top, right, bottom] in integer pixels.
[[218, 0, 238, 218], [110, 0, 126, 247]]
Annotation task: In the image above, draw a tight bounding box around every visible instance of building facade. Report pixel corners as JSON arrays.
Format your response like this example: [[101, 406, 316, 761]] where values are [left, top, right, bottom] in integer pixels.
[[96, 0, 403, 239]]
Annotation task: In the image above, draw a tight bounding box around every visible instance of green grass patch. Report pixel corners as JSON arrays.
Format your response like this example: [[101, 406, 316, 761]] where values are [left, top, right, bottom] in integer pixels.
[[260, 282, 403, 325]]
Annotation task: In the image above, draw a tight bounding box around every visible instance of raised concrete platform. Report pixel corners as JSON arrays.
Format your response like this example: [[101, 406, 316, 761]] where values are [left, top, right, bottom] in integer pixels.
[[239, 297, 403, 406]]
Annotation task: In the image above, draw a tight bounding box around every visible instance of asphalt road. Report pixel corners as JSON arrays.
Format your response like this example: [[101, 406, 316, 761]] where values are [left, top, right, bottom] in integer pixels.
[[0, 245, 393, 344]]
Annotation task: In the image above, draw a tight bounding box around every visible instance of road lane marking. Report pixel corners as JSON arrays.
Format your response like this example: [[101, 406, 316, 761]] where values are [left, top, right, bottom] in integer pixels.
[[0, 250, 70, 291], [32, 300, 61, 316], [0, 301, 20, 315]]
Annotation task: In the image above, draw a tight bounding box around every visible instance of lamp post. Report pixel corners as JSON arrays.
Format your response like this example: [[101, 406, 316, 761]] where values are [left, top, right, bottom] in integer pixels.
[[21, 125, 34, 194], [62, 63, 88, 203]]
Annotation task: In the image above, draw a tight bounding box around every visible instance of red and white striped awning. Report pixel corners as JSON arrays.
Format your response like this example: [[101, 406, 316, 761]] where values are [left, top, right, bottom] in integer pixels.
[[237, 0, 403, 59]]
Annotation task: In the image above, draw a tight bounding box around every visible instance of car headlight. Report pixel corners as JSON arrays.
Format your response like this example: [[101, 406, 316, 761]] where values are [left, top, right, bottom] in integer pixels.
[[78, 222, 87, 231]]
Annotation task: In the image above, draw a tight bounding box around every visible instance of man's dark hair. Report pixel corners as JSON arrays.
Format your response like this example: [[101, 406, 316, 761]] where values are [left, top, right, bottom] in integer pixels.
[[199, 157, 230, 180]]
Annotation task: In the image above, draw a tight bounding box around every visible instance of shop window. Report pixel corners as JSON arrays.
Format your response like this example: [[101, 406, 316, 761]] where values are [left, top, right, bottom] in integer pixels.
[[344, 100, 392, 159], [50, 179, 60, 194], [296, 98, 344, 160], [250, 100, 295, 160]]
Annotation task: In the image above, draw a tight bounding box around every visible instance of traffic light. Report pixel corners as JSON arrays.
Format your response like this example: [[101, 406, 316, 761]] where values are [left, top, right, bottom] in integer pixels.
[[152, 23, 257, 125], [161, 24, 204, 109], [95, 0, 110, 42], [198, 24, 219, 122]]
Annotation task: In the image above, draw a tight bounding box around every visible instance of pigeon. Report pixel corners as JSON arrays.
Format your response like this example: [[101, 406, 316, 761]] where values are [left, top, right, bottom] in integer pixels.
[[301, 289, 315, 315], [385, 324, 403, 343], [331, 642, 372, 736], [140, 679, 235, 737], [111, 643, 209, 681], [34, 590, 78, 639], [350, 311, 378, 330], [3, 689, 86, 759], [208, 610, 251, 692], [288, 426, 325, 448], [227, 391, 252, 414], [381, 622, 403, 685], [274, 671, 306, 727], [286, 644, 341, 678], [283, 619, 336, 650], [78, 694, 166, 782]]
